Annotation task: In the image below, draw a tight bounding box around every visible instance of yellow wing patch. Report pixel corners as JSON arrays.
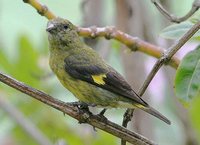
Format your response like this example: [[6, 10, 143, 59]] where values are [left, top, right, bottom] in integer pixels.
[[136, 104, 146, 109], [91, 74, 106, 85]]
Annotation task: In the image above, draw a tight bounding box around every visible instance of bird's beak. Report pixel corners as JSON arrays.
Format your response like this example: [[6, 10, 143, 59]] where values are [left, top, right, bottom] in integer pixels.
[[46, 23, 55, 32]]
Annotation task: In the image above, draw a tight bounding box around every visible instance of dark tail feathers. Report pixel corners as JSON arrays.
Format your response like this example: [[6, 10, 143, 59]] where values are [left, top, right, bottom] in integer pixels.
[[141, 106, 171, 125]]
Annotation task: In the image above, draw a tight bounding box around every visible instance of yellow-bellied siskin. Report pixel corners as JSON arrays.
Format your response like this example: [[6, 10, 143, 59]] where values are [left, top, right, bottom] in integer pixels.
[[46, 17, 171, 125]]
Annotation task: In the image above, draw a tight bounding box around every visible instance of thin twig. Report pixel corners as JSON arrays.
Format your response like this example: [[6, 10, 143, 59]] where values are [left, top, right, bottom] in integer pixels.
[[151, 0, 200, 23], [0, 97, 53, 145], [0, 72, 156, 145], [139, 20, 200, 96], [22, 0, 180, 69], [121, 108, 134, 145]]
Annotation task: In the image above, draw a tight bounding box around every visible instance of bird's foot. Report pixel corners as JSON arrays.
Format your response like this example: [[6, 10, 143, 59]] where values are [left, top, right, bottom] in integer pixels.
[[67, 101, 94, 124], [68, 101, 84, 107], [69, 101, 90, 112]]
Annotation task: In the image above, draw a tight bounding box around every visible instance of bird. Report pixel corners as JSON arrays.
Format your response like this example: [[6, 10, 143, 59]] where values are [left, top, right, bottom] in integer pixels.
[[46, 17, 171, 125]]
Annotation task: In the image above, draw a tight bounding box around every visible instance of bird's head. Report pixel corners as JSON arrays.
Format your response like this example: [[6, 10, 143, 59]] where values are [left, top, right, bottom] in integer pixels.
[[46, 17, 80, 48]]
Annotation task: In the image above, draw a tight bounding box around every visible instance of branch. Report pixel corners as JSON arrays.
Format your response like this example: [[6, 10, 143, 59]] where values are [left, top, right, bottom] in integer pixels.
[[0, 97, 53, 145], [22, 0, 180, 69], [151, 0, 200, 23], [139, 20, 200, 96], [0, 72, 156, 145], [23, 0, 56, 19]]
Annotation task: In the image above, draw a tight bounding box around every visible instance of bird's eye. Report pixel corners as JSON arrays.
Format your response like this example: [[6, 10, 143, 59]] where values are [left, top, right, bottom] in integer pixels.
[[63, 25, 69, 30]]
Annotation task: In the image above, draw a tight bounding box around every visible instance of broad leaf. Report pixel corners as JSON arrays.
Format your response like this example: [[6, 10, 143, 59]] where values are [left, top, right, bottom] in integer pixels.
[[160, 21, 200, 39], [190, 92, 200, 144], [13, 35, 42, 87], [175, 46, 200, 106]]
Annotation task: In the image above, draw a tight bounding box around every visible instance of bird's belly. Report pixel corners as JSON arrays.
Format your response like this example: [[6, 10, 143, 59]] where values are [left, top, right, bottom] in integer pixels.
[[50, 69, 118, 107], [49, 56, 131, 108], [60, 75, 119, 107]]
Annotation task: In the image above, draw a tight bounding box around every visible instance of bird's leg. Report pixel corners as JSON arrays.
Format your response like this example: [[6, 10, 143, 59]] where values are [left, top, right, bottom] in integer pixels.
[[99, 108, 107, 116], [67, 101, 92, 124], [97, 108, 108, 122]]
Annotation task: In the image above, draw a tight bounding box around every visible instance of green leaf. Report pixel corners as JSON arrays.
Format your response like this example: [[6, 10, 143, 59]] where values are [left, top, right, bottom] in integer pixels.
[[160, 21, 200, 39], [13, 35, 42, 87], [0, 48, 12, 72], [189, 92, 200, 144], [175, 46, 200, 106]]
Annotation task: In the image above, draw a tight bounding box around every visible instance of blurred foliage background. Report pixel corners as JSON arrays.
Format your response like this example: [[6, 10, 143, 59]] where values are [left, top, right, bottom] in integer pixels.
[[0, 0, 200, 145]]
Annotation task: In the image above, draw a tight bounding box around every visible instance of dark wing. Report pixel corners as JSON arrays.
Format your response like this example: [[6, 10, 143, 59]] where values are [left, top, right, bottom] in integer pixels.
[[64, 57, 147, 106], [103, 70, 147, 106]]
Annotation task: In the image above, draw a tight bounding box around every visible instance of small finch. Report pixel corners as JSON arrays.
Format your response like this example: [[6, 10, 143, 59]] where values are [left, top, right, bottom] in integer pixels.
[[46, 17, 171, 125]]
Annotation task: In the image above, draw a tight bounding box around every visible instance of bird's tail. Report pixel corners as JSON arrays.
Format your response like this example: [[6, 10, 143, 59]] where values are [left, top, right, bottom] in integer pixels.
[[140, 105, 171, 125]]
